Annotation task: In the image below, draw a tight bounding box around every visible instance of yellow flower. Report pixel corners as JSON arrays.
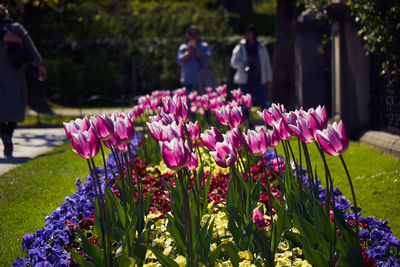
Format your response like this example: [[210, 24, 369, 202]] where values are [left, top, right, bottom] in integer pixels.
[[294, 259, 312, 267], [238, 251, 253, 261], [210, 243, 217, 252], [239, 260, 256, 267], [163, 246, 172, 256], [145, 250, 156, 260], [175, 255, 186, 267], [143, 263, 161, 267], [290, 227, 300, 234], [215, 261, 233, 267], [292, 247, 302, 256], [278, 241, 289, 251]]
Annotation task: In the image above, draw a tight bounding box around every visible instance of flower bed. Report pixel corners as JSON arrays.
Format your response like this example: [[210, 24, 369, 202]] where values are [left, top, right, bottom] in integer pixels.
[[14, 86, 400, 266]]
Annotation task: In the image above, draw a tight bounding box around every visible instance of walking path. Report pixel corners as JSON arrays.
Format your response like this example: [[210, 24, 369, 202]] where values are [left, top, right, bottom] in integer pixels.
[[0, 128, 66, 176]]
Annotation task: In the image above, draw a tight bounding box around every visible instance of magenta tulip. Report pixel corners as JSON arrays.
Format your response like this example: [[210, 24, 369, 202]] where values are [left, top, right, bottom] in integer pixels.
[[231, 88, 243, 104], [147, 121, 168, 142], [198, 95, 210, 110], [63, 116, 91, 140], [188, 91, 198, 102], [229, 106, 245, 128], [115, 143, 129, 153], [316, 121, 349, 156], [160, 138, 191, 171], [271, 118, 291, 141], [164, 122, 184, 141], [308, 105, 328, 137], [173, 87, 186, 97], [103, 135, 122, 149], [253, 208, 271, 228], [138, 95, 151, 109], [257, 103, 286, 126], [215, 105, 230, 126], [243, 128, 268, 156], [90, 112, 114, 141], [242, 93, 253, 108], [186, 121, 201, 140], [114, 113, 135, 144], [200, 127, 224, 151], [128, 105, 144, 122], [266, 127, 280, 148], [70, 127, 100, 159], [216, 84, 228, 98], [288, 116, 315, 143], [187, 152, 199, 171], [226, 128, 244, 150], [209, 140, 237, 168]]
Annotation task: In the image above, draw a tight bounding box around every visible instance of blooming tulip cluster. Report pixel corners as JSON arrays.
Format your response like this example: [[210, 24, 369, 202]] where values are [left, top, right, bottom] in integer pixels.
[[63, 110, 139, 158]]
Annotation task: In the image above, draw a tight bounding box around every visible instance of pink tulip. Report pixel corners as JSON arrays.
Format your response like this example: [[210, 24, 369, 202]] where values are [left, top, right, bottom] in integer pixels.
[[114, 113, 135, 144], [316, 121, 349, 156], [160, 138, 191, 171], [206, 87, 213, 95], [271, 118, 291, 141], [216, 85, 227, 98], [253, 208, 270, 228], [226, 128, 244, 150], [200, 127, 224, 151], [198, 95, 210, 111], [288, 116, 315, 143], [90, 112, 114, 141], [231, 88, 243, 104], [128, 105, 144, 122], [187, 152, 199, 171], [70, 127, 100, 159], [257, 103, 286, 126], [242, 93, 253, 108], [188, 91, 198, 102], [138, 95, 151, 109], [229, 106, 245, 128], [103, 135, 122, 149], [150, 98, 160, 110], [308, 105, 327, 137], [63, 116, 91, 140], [209, 97, 226, 111], [228, 100, 240, 108], [160, 112, 177, 126], [209, 140, 237, 168], [173, 87, 186, 97], [243, 128, 268, 156], [215, 105, 230, 126], [266, 128, 280, 148], [186, 121, 201, 140], [146, 121, 168, 142], [115, 143, 129, 153], [164, 122, 184, 141]]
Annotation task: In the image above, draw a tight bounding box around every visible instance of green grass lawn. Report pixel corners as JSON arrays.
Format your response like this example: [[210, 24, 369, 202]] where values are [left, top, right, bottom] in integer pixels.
[[0, 143, 90, 266], [0, 139, 399, 265]]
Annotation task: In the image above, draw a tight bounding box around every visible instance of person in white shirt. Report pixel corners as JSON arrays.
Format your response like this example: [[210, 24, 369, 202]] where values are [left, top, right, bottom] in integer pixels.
[[231, 24, 272, 110]]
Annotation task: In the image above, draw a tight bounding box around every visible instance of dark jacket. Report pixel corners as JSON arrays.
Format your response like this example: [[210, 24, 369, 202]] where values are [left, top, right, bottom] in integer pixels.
[[0, 17, 43, 122]]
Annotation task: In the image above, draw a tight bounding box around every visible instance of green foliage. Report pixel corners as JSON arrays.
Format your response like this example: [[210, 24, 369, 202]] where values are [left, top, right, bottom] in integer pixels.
[[303, 0, 400, 79]]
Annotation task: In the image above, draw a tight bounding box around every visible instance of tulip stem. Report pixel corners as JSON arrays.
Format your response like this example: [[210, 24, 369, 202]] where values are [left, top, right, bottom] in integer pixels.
[[297, 139, 303, 194], [100, 143, 108, 187], [261, 156, 274, 232], [339, 154, 359, 243], [286, 140, 301, 192], [301, 142, 315, 200]]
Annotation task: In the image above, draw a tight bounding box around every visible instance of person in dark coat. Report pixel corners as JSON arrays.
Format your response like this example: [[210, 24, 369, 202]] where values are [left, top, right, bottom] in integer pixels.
[[0, 4, 47, 157]]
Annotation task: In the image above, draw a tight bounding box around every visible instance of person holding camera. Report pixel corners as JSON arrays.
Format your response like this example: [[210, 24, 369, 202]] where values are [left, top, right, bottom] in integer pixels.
[[177, 25, 213, 94], [0, 4, 47, 157], [231, 24, 272, 110]]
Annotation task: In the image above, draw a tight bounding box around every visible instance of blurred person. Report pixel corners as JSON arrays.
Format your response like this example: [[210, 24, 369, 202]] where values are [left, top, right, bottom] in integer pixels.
[[231, 24, 272, 110], [177, 25, 216, 94], [0, 4, 47, 157]]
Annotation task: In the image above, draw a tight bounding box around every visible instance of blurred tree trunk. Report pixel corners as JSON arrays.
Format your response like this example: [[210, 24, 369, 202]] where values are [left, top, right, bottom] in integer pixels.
[[270, 0, 296, 109], [224, 0, 252, 14]]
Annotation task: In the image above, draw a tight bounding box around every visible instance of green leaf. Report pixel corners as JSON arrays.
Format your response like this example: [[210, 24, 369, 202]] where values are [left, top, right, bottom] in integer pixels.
[[69, 250, 95, 267], [75, 228, 105, 266], [208, 242, 240, 266]]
